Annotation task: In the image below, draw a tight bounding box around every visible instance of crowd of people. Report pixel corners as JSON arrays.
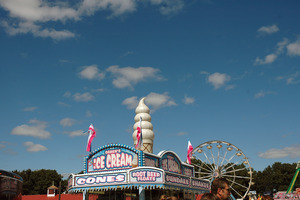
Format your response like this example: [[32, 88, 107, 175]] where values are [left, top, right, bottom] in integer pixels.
[[160, 177, 273, 200], [203, 178, 273, 200], [159, 178, 230, 200], [160, 195, 179, 200]]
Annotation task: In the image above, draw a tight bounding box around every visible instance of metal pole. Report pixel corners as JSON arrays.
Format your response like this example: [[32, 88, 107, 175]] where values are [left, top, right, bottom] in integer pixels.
[[58, 181, 61, 200], [139, 186, 145, 200], [83, 190, 86, 200]]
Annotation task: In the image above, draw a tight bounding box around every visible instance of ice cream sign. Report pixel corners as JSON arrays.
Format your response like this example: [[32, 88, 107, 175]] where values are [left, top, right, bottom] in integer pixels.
[[85, 145, 140, 173]]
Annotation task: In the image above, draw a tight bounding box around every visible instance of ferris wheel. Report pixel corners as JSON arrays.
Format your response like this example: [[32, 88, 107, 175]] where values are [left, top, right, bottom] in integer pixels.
[[191, 140, 253, 199]]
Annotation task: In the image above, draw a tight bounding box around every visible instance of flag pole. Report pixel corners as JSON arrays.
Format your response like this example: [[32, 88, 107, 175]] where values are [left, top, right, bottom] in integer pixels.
[[135, 116, 143, 150]]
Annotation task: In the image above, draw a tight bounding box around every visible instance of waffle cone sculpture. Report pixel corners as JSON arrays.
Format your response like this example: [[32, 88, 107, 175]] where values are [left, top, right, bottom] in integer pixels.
[[132, 97, 154, 153]]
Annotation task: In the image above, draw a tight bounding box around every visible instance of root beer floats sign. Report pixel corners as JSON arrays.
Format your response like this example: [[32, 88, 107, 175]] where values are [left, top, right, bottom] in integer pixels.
[[68, 144, 210, 191]]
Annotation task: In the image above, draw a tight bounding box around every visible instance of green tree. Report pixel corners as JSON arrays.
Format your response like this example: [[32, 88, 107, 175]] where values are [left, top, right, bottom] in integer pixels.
[[13, 169, 67, 195], [252, 162, 300, 194]]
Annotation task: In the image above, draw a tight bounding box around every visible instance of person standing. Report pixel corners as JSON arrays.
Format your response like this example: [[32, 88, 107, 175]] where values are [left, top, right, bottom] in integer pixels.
[[211, 178, 231, 200], [160, 194, 168, 200], [201, 193, 218, 200]]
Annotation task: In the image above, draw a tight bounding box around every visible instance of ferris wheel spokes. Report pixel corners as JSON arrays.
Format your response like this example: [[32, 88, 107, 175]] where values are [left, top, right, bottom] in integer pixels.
[[228, 183, 244, 198], [193, 156, 216, 173], [191, 140, 253, 199], [209, 148, 217, 169], [223, 167, 249, 175], [203, 151, 215, 168], [220, 150, 228, 167]]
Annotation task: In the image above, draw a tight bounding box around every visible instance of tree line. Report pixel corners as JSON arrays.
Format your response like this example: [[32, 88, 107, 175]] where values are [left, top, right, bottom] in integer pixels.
[[13, 162, 300, 195], [252, 162, 300, 194], [12, 169, 68, 195]]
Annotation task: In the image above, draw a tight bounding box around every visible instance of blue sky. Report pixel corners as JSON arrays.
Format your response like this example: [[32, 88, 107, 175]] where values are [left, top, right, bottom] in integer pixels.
[[1, 0, 300, 177]]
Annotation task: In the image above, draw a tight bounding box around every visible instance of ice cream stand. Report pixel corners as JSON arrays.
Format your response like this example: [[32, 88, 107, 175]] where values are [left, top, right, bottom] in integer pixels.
[[67, 98, 210, 200]]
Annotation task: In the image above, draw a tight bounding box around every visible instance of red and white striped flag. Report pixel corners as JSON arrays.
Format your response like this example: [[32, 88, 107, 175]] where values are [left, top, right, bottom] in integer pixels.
[[187, 139, 193, 164], [86, 124, 96, 152], [135, 116, 143, 150]]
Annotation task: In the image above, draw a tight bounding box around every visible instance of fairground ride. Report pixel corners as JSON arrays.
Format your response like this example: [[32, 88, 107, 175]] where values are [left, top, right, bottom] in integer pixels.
[[191, 140, 253, 199], [0, 170, 23, 200], [286, 161, 300, 194]]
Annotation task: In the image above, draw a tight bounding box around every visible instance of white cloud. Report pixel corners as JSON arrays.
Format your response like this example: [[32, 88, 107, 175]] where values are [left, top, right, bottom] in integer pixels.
[[264, 53, 277, 63], [63, 91, 72, 98], [11, 120, 51, 139], [23, 141, 47, 152], [0, 0, 77, 40], [225, 85, 235, 90], [277, 38, 289, 54], [255, 53, 277, 65], [0, 0, 78, 22], [86, 111, 92, 117], [200, 71, 209, 75], [0, 141, 14, 149], [0, 0, 184, 40], [207, 72, 231, 89], [183, 95, 195, 104], [254, 90, 276, 99], [259, 144, 300, 159], [23, 106, 38, 111], [150, 0, 184, 15], [123, 92, 176, 111], [73, 92, 95, 102], [79, 0, 137, 18], [0, 143, 5, 149], [60, 118, 76, 127], [276, 72, 300, 85], [64, 91, 95, 102], [177, 131, 188, 136], [287, 39, 300, 56], [58, 101, 71, 107], [78, 65, 105, 80], [145, 92, 176, 111], [3, 149, 18, 155], [254, 38, 289, 65], [1, 20, 76, 40], [121, 51, 134, 58], [122, 96, 139, 109], [92, 88, 105, 92], [257, 24, 279, 35], [287, 72, 300, 85], [64, 130, 85, 137], [107, 65, 164, 89]]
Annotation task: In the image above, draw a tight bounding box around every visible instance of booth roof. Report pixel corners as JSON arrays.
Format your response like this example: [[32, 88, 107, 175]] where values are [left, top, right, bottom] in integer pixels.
[[69, 183, 208, 193], [22, 193, 98, 200]]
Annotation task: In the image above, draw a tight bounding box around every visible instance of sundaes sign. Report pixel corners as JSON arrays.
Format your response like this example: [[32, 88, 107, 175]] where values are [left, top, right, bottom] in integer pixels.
[[165, 173, 190, 186]]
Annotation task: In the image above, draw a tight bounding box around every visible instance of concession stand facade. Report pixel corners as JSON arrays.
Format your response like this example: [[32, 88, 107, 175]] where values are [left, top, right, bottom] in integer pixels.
[[67, 98, 210, 200]]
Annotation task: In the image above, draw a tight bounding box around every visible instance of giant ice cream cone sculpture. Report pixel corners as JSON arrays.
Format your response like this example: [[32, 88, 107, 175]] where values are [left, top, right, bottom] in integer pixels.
[[132, 97, 154, 153]]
